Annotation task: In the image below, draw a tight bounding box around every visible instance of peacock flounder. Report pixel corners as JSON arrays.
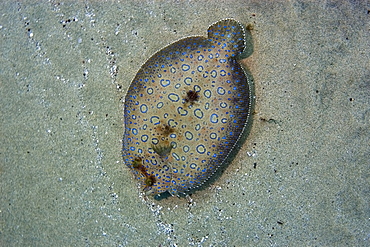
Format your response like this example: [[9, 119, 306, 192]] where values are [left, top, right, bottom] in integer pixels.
[[123, 19, 254, 196]]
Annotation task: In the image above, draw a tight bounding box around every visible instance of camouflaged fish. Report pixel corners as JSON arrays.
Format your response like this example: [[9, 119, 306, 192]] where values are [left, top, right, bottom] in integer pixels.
[[123, 19, 253, 196]]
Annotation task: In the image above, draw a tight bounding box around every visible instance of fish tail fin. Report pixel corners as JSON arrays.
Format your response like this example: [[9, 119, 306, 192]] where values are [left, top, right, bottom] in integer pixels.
[[207, 19, 246, 58]]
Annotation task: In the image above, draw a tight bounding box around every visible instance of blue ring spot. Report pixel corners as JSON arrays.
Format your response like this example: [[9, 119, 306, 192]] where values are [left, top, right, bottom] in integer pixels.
[[194, 109, 203, 119], [184, 77, 192, 85], [185, 131, 193, 140], [151, 139, 159, 145], [141, 135, 148, 142], [196, 144, 206, 154], [168, 93, 180, 102], [182, 64, 190, 71], [160, 79, 170, 87], [177, 107, 188, 116], [172, 152, 180, 161], [132, 128, 138, 135], [217, 87, 225, 95], [150, 159, 158, 165], [150, 116, 160, 125], [210, 113, 219, 123], [204, 89, 212, 98], [140, 104, 148, 113]]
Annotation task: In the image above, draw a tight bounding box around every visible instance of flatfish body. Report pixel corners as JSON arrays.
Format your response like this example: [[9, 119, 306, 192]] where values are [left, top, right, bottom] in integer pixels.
[[123, 19, 253, 196]]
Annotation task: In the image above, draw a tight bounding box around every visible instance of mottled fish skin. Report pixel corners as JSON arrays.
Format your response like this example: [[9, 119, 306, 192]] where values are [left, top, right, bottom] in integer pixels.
[[123, 19, 253, 196]]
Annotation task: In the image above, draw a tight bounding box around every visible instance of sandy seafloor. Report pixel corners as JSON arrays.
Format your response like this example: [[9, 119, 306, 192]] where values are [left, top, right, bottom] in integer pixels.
[[0, 0, 369, 246]]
